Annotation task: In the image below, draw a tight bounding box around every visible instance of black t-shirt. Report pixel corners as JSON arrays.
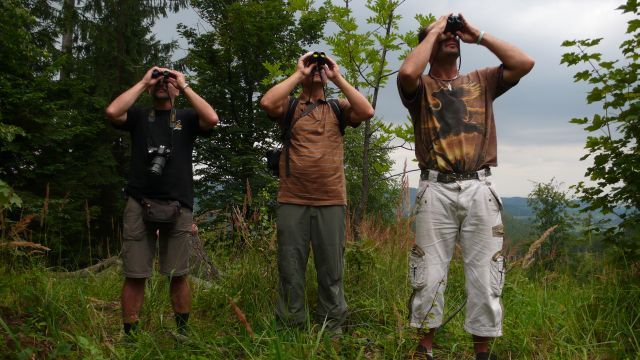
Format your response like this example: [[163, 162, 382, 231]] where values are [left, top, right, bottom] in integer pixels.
[[114, 107, 211, 210]]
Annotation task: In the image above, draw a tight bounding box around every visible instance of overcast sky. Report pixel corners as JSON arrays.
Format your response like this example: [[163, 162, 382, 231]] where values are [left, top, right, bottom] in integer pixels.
[[153, 0, 632, 197]]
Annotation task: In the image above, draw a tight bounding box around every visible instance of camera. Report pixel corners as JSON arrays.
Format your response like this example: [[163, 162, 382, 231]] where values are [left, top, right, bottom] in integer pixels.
[[147, 145, 171, 176], [151, 69, 176, 83], [444, 15, 463, 34]]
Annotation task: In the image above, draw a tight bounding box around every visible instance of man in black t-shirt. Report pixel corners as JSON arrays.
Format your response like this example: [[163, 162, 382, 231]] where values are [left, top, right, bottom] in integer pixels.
[[106, 66, 218, 336]]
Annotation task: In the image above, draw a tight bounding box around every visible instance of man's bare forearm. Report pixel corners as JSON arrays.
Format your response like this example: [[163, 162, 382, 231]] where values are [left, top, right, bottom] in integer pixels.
[[260, 71, 305, 118], [105, 80, 148, 124], [183, 87, 219, 129], [332, 75, 374, 123], [398, 31, 439, 90], [478, 32, 534, 83]]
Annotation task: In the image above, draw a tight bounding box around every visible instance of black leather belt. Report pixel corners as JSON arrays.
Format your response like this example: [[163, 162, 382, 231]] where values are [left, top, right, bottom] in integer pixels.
[[420, 168, 491, 183]]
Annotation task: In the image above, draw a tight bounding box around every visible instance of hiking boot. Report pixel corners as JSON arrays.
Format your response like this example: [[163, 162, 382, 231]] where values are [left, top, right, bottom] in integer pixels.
[[410, 344, 433, 360], [475, 352, 497, 360]]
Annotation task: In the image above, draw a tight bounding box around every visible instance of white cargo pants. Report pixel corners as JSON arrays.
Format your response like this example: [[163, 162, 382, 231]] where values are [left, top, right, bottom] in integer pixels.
[[408, 169, 506, 337]]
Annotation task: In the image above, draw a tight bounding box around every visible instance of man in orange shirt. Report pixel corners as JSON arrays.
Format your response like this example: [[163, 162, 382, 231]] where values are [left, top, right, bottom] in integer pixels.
[[260, 51, 374, 332]]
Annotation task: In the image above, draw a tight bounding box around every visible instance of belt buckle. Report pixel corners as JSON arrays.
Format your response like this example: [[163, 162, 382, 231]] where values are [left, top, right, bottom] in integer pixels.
[[437, 173, 456, 183]]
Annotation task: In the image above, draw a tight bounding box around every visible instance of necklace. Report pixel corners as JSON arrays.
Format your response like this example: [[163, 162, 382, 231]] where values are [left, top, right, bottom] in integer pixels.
[[429, 72, 459, 91]]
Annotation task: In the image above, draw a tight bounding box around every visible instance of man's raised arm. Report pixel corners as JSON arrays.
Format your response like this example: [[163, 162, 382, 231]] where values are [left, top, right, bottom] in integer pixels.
[[260, 51, 315, 119], [322, 55, 374, 123], [105, 67, 159, 125], [397, 15, 450, 96], [457, 13, 535, 85], [165, 70, 219, 130]]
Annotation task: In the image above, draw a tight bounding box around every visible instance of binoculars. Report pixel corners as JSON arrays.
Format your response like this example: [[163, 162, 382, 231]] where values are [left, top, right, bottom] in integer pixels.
[[305, 52, 327, 67], [151, 69, 177, 82], [444, 15, 463, 34]]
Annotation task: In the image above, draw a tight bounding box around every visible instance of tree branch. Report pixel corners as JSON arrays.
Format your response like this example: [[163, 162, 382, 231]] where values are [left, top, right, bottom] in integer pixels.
[[381, 70, 399, 79]]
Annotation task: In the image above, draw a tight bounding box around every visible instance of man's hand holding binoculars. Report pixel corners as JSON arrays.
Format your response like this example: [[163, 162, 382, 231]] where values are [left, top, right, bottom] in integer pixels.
[[142, 66, 189, 91], [296, 51, 343, 83], [297, 51, 317, 78], [454, 14, 482, 45], [426, 13, 482, 45], [320, 55, 341, 82]]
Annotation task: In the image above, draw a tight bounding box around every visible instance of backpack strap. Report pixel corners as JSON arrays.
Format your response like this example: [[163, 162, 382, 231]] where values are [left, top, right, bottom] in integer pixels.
[[282, 97, 299, 177], [281, 97, 298, 142], [327, 99, 346, 135]]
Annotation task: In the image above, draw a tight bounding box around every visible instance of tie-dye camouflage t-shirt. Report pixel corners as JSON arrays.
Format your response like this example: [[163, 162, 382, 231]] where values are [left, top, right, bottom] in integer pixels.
[[398, 66, 515, 173]]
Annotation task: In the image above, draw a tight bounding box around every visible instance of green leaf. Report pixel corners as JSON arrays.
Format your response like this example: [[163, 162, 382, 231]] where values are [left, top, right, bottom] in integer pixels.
[[0, 179, 22, 210]]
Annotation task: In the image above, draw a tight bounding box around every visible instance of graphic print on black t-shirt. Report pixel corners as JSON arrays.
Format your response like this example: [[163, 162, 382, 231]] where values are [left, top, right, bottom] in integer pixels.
[[431, 84, 484, 138]]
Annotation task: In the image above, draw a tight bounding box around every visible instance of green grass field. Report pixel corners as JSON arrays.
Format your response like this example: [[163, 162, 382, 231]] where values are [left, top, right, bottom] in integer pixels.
[[1, 228, 639, 359]]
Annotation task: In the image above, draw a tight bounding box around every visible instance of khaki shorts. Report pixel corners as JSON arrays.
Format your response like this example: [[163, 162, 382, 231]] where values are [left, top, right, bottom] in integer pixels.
[[121, 197, 192, 278]]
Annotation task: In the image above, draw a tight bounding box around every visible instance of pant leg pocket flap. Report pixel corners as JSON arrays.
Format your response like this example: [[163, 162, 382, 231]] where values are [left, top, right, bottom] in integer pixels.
[[408, 245, 427, 290], [489, 253, 506, 297]]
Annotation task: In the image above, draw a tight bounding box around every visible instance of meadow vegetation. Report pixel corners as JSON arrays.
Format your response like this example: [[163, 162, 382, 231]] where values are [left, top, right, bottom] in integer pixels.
[[1, 213, 638, 359]]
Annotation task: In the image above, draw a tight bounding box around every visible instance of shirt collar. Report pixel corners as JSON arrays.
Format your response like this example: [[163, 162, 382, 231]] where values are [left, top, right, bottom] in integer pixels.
[[299, 97, 328, 105]]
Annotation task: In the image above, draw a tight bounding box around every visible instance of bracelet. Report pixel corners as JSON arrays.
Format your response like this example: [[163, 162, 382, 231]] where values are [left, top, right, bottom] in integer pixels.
[[181, 83, 190, 91], [476, 30, 485, 45]]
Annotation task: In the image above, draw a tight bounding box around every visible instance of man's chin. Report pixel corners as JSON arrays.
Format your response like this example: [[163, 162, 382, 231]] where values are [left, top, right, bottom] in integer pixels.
[[152, 93, 170, 100]]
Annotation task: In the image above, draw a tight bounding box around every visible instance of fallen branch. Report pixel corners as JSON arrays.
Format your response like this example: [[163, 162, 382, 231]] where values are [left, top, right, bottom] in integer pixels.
[[58, 256, 121, 277], [1, 241, 50, 252]]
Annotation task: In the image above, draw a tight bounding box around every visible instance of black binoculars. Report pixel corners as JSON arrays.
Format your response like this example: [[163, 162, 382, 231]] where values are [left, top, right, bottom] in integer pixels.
[[444, 14, 463, 34], [151, 69, 176, 82], [306, 52, 327, 67]]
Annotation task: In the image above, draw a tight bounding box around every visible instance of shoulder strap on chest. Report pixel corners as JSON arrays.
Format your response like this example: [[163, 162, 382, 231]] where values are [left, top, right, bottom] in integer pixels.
[[282, 97, 299, 142], [327, 99, 345, 135]]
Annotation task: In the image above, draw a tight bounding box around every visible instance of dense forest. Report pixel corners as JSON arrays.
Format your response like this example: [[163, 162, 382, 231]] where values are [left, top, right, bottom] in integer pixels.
[[0, 0, 638, 358]]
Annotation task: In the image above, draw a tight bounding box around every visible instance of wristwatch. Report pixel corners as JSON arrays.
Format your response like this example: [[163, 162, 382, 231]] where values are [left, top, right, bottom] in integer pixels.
[[181, 83, 190, 91]]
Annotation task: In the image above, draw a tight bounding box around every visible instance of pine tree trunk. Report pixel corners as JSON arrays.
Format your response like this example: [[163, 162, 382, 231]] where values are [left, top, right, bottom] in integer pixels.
[[60, 0, 74, 80]]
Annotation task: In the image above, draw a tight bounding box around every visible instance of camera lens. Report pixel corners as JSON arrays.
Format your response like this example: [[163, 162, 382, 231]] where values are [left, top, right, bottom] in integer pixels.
[[148, 156, 166, 176]]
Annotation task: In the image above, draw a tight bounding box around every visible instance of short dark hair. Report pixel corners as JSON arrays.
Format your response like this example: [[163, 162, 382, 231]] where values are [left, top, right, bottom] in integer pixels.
[[418, 26, 429, 44]]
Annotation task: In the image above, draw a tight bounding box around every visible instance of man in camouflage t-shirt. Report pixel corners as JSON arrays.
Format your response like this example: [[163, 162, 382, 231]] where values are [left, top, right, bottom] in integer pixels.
[[397, 13, 534, 360], [260, 51, 374, 332]]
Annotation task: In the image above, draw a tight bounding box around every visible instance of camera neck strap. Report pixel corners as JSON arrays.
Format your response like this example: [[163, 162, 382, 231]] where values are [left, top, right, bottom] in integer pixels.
[[146, 108, 177, 150]]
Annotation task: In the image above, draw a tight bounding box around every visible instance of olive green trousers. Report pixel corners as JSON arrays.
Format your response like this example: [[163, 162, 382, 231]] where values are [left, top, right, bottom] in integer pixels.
[[275, 204, 347, 330]]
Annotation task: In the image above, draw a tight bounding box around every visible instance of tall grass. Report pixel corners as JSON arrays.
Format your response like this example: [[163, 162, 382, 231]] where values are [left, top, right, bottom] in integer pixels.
[[0, 220, 639, 359]]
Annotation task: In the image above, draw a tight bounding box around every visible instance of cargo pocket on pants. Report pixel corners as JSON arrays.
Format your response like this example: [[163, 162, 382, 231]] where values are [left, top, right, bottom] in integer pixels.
[[487, 184, 503, 211], [411, 182, 430, 215], [489, 252, 506, 297], [409, 245, 427, 290]]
